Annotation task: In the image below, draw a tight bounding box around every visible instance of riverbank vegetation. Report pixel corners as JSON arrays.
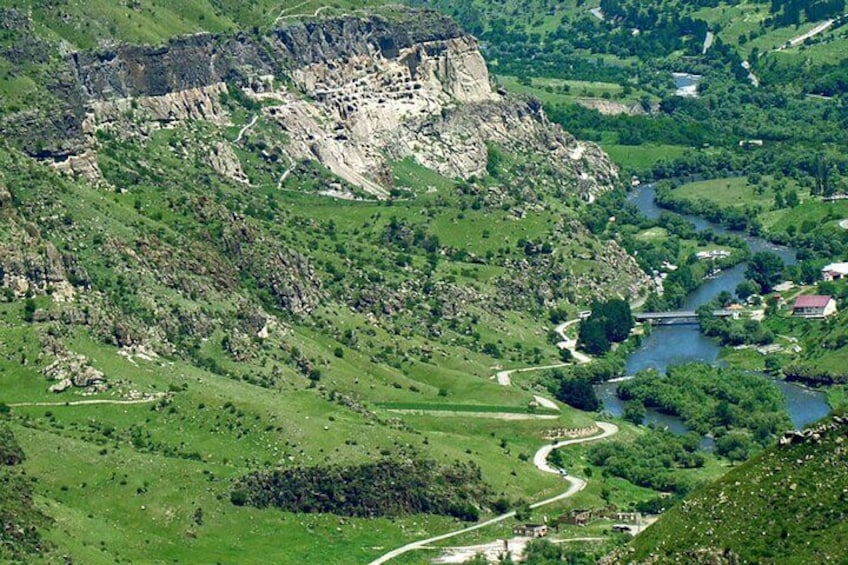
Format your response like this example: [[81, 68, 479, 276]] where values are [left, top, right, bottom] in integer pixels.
[[578, 298, 634, 355], [582, 190, 750, 312], [538, 356, 626, 411], [655, 174, 848, 260], [616, 363, 792, 459], [713, 277, 848, 398], [587, 429, 706, 494], [699, 312, 775, 347]]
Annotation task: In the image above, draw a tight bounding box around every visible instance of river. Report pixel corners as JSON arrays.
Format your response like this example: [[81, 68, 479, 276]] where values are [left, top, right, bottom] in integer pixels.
[[594, 184, 830, 432]]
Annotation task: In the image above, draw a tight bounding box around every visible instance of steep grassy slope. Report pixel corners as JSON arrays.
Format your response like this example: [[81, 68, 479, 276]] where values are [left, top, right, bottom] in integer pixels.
[[0, 150, 634, 561], [624, 412, 848, 564], [0, 423, 50, 563]]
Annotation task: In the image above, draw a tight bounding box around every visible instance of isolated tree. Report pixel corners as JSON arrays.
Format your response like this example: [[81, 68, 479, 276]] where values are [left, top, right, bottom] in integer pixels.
[[193, 507, 204, 526], [578, 319, 610, 355], [745, 252, 785, 292], [735, 280, 759, 300], [773, 190, 785, 209], [785, 189, 799, 208], [22, 299, 36, 323]]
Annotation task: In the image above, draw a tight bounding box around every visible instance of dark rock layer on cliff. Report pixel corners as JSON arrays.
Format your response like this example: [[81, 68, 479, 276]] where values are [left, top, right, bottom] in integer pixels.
[[2, 8, 464, 157], [70, 9, 464, 102]]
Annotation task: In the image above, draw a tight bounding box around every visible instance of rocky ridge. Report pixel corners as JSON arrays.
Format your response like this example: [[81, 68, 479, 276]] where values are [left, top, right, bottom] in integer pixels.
[[0, 7, 648, 403], [44, 353, 107, 393]]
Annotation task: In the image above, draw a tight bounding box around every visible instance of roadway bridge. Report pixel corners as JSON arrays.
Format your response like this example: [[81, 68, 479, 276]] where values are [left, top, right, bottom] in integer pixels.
[[634, 310, 737, 325]]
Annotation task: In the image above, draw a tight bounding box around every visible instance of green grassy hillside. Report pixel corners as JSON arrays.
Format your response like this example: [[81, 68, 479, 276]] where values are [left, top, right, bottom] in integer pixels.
[[4, 0, 839, 562], [0, 111, 623, 561], [625, 412, 848, 564], [0, 0, 385, 49], [0, 3, 667, 562]]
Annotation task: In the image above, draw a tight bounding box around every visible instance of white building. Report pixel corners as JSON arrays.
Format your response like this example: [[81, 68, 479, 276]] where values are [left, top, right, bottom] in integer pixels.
[[822, 262, 848, 281]]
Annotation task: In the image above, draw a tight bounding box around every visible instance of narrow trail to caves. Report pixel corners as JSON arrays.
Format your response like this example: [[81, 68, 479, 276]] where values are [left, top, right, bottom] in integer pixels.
[[368, 422, 619, 565], [234, 114, 259, 143]]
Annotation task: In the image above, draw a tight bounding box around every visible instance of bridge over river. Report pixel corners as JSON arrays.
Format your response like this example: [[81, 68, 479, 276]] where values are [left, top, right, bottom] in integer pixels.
[[634, 309, 737, 324]]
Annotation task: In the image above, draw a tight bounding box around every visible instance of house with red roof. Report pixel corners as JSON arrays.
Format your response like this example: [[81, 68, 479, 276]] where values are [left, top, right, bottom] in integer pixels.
[[792, 295, 837, 318]]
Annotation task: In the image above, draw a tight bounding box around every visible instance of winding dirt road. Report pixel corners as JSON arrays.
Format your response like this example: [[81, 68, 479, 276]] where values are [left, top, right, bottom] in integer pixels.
[[778, 19, 836, 50], [274, 2, 329, 24], [495, 363, 570, 386], [554, 319, 591, 364], [494, 319, 591, 386], [368, 422, 619, 565]]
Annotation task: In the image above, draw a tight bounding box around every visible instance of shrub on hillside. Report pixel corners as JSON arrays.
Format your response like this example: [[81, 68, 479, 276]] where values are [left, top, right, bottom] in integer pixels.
[[232, 458, 492, 521], [0, 425, 25, 467]]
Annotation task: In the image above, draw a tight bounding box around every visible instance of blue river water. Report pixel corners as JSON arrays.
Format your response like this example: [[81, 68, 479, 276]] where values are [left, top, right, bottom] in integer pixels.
[[594, 184, 830, 432]]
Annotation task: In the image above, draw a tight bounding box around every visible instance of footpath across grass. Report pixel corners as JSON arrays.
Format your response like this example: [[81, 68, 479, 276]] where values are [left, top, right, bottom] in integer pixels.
[[376, 402, 559, 414]]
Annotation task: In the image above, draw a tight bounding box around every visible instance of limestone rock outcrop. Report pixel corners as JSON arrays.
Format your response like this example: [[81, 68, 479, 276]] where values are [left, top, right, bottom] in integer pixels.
[[43, 353, 107, 393], [262, 28, 616, 198], [208, 140, 250, 185], [84, 83, 231, 135]]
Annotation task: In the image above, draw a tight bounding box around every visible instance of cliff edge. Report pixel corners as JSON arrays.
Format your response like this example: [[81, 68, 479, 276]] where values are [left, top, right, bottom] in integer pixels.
[[3, 7, 618, 199]]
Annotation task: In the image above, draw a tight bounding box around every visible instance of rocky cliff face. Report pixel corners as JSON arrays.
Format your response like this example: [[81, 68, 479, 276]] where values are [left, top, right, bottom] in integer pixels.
[[0, 178, 77, 300], [274, 33, 616, 196], [5, 8, 618, 200]]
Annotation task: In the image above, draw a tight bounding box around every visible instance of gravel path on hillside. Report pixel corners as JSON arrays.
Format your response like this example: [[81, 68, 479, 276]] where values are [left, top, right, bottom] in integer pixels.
[[9, 396, 162, 408]]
